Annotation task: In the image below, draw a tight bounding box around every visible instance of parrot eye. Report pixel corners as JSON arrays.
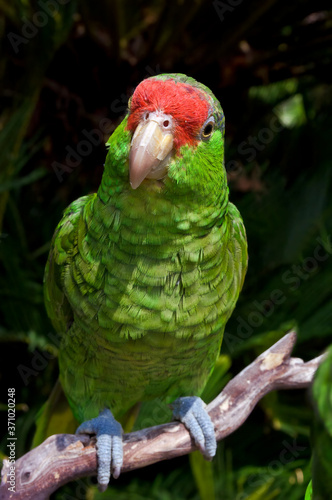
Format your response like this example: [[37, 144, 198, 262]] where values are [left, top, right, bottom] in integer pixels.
[[201, 116, 215, 141]]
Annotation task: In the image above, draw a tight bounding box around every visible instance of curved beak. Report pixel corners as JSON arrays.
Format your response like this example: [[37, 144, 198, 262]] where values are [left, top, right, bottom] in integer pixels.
[[129, 112, 174, 189]]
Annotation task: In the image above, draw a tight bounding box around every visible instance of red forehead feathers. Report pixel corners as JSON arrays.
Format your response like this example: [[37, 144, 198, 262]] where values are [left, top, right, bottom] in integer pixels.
[[126, 79, 210, 149]]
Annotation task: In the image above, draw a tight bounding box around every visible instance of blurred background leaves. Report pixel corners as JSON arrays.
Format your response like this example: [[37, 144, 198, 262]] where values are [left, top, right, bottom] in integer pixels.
[[1, 0, 332, 498]]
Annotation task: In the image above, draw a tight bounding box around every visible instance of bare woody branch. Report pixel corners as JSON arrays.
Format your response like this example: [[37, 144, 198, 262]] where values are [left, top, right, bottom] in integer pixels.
[[0, 331, 326, 500]]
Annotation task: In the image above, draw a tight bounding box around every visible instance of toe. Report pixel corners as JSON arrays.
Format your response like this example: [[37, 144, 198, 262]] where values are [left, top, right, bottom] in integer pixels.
[[172, 396, 216, 459], [76, 419, 95, 435], [180, 410, 205, 450], [75, 409, 123, 490], [193, 403, 216, 458], [96, 433, 112, 488], [111, 433, 123, 479]]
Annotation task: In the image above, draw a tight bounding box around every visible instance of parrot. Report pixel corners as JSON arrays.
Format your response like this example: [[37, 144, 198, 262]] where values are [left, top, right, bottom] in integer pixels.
[[44, 73, 248, 491]]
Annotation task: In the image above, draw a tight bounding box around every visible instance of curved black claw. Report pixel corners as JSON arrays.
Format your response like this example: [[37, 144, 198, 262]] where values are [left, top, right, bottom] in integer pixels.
[[76, 409, 123, 491], [171, 396, 216, 459]]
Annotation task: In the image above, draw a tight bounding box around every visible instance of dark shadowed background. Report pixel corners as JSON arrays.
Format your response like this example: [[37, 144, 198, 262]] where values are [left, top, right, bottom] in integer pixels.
[[1, 1, 332, 498]]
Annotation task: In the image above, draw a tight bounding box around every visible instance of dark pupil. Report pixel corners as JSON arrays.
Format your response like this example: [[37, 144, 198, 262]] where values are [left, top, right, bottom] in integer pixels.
[[204, 123, 213, 136]]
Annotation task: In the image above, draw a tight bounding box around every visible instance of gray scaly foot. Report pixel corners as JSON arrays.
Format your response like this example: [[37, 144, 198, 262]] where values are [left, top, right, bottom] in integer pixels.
[[171, 396, 216, 459], [76, 408, 123, 491]]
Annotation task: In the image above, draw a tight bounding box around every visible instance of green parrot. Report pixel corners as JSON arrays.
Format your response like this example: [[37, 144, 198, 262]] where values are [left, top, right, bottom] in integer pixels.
[[44, 73, 248, 490]]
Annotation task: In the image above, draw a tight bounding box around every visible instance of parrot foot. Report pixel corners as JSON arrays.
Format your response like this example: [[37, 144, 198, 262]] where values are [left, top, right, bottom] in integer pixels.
[[76, 408, 123, 492], [171, 396, 216, 459]]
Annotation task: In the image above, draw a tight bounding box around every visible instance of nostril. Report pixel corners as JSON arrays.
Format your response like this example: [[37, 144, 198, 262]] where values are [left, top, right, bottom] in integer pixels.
[[145, 112, 149, 120], [163, 120, 169, 128]]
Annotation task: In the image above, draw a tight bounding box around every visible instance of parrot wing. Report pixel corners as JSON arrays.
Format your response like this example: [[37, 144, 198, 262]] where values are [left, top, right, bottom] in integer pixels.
[[34, 195, 93, 445], [44, 195, 92, 336]]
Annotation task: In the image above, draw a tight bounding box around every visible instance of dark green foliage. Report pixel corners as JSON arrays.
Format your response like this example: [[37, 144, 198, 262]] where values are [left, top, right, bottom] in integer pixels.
[[1, 1, 332, 498]]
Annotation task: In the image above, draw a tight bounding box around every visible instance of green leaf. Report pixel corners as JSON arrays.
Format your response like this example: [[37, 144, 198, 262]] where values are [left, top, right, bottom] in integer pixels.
[[189, 451, 215, 500], [304, 480, 312, 500]]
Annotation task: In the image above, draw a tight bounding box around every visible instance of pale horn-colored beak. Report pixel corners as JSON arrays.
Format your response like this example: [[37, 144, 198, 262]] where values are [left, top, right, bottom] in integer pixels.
[[129, 111, 174, 189]]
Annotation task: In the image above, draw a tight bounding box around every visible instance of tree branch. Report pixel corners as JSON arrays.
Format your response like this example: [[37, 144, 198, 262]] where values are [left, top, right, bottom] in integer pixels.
[[0, 331, 325, 500]]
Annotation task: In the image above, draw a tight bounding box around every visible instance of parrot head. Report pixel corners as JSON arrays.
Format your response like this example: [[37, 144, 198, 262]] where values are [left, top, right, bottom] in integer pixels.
[[105, 74, 227, 203]]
